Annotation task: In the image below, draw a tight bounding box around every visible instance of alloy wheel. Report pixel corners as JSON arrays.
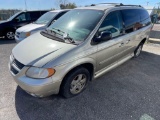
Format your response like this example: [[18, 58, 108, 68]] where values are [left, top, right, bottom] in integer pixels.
[[6, 31, 15, 39], [70, 74, 87, 94]]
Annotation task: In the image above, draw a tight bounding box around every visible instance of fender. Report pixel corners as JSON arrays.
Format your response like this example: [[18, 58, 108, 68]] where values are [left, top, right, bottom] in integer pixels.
[[53, 57, 96, 81]]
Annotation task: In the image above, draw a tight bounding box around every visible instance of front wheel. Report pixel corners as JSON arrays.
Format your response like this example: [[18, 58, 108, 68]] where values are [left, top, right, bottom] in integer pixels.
[[5, 31, 15, 40], [60, 67, 90, 98]]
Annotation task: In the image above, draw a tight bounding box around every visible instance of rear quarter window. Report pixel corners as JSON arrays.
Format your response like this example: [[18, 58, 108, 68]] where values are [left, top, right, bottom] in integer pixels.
[[121, 9, 141, 33], [121, 9, 151, 33], [139, 9, 151, 26], [29, 11, 47, 21]]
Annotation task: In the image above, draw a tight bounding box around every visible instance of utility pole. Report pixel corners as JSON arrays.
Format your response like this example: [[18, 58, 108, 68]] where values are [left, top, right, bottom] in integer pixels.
[[146, 1, 149, 6], [24, 0, 27, 11]]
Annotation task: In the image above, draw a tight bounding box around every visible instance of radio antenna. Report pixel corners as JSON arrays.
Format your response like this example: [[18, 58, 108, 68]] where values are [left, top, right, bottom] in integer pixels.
[[24, 0, 27, 10]]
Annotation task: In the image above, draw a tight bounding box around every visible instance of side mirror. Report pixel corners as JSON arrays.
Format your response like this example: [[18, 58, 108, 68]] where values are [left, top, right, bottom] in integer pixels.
[[94, 31, 112, 43]]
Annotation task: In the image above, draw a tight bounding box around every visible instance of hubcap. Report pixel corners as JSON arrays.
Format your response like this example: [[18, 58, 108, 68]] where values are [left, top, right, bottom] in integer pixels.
[[70, 74, 87, 94], [136, 45, 142, 56], [7, 32, 15, 39]]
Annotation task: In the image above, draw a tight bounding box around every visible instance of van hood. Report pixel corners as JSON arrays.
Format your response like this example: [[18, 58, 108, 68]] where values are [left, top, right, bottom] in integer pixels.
[[12, 32, 76, 67], [16, 23, 46, 33]]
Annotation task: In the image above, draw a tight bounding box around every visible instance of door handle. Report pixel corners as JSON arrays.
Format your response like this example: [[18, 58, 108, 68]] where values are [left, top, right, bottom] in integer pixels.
[[126, 40, 130, 44], [119, 42, 124, 47]]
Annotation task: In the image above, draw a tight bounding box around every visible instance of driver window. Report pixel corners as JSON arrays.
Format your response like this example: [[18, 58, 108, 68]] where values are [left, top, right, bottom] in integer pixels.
[[99, 11, 123, 38], [15, 13, 26, 22]]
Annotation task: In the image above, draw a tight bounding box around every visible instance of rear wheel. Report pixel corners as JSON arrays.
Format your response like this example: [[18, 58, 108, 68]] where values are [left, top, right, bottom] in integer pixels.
[[5, 31, 15, 40], [60, 67, 90, 98], [134, 43, 143, 57]]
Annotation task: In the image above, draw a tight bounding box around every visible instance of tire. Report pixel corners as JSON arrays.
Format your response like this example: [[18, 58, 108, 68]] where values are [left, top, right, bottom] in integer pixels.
[[60, 67, 90, 98], [134, 43, 143, 57], [5, 30, 15, 40]]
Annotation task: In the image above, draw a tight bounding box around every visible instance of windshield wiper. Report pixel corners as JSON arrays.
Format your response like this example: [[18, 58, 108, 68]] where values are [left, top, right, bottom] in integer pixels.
[[51, 28, 75, 43], [63, 34, 75, 43]]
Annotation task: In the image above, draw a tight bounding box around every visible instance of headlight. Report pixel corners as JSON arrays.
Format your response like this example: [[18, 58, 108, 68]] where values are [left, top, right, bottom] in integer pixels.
[[25, 32, 31, 37], [26, 67, 55, 79]]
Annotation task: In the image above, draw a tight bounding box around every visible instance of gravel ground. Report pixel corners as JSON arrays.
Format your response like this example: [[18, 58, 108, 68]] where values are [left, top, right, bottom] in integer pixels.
[[0, 39, 160, 120]]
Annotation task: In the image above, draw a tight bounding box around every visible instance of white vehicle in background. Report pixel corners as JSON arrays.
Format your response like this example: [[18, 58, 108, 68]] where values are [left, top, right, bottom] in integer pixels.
[[15, 9, 69, 43]]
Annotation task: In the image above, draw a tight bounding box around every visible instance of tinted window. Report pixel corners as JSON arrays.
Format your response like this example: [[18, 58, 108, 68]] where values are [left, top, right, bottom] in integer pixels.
[[140, 9, 149, 21], [30, 12, 41, 21], [99, 11, 123, 38], [139, 9, 151, 25], [121, 9, 141, 33], [26, 13, 31, 21], [14, 13, 30, 22]]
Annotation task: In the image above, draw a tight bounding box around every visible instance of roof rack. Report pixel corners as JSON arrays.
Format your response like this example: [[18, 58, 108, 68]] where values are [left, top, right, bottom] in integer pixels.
[[90, 3, 142, 8], [115, 4, 142, 7], [90, 3, 122, 6]]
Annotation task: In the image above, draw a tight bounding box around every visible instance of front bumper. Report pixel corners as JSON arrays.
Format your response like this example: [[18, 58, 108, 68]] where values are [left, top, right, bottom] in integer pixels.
[[9, 63, 62, 97], [15, 35, 25, 43], [13, 74, 62, 97]]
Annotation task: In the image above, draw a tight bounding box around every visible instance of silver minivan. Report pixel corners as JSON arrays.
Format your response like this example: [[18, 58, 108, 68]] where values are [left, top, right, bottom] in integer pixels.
[[15, 10, 69, 42], [9, 4, 152, 98]]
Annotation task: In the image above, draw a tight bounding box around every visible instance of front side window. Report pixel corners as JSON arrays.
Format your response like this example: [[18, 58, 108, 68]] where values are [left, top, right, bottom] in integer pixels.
[[98, 11, 123, 38], [35, 12, 58, 24], [47, 9, 104, 42], [14, 13, 27, 22]]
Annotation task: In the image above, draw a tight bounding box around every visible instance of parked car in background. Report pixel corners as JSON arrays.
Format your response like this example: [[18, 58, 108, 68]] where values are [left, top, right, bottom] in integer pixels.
[[151, 13, 158, 23], [0, 10, 48, 39], [15, 10, 69, 43], [9, 3, 152, 98]]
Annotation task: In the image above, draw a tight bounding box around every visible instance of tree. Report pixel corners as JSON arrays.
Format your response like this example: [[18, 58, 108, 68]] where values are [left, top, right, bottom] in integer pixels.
[[56, 0, 76, 9], [60, 2, 77, 9]]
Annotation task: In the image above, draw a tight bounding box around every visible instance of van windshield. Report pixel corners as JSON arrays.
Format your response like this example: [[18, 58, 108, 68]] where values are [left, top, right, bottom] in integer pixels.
[[7, 11, 22, 21], [35, 12, 57, 24], [47, 9, 104, 42]]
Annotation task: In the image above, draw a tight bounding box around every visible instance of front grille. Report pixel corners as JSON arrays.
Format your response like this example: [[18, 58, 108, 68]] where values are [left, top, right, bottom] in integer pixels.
[[11, 66, 19, 74], [10, 55, 25, 75], [13, 59, 24, 69]]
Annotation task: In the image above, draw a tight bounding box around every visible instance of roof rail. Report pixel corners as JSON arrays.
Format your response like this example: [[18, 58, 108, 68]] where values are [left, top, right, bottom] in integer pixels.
[[90, 3, 142, 8], [90, 3, 122, 6], [115, 4, 142, 7]]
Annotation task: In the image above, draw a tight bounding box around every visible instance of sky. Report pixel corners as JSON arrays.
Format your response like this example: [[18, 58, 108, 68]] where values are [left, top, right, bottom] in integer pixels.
[[0, 0, 159, 10]]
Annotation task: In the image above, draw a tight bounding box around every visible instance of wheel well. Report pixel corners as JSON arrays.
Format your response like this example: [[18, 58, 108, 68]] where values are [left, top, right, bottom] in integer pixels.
[[79, 63, 94, 80], [140, 38, 147, 45], [59, 63, 94, 93], [63, 63, 94, 82]]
